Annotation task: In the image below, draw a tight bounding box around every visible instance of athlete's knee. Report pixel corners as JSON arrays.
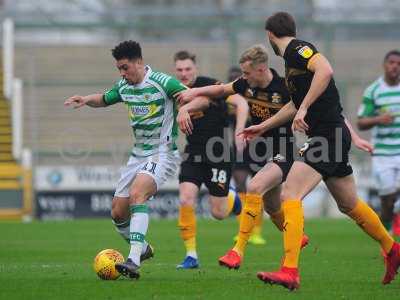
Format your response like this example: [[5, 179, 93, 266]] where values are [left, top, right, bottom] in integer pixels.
[[129, 189, 150, 205], [179, 188, 197, 207], [337, 196, 358, 214], [210, 207, 226, 220], [209, 198, 227, 220], [247, 179, 264, 195], [281, 184, 296, 201], [111, 197, 129, 221]]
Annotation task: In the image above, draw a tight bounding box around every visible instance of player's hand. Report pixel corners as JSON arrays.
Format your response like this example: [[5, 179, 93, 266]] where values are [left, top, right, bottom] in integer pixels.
[[64, 95, 87, 109], [237, 124, 266, 141], [353, 137, 374, 154], [292, 107, 309, 133], [378, 113, 394, 125], [176, 89, 198, 105], [177, 108, 193, 135]]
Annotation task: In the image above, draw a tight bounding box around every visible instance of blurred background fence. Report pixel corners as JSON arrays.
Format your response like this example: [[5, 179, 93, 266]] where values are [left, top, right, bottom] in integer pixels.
[[6, 0, 399, 164]]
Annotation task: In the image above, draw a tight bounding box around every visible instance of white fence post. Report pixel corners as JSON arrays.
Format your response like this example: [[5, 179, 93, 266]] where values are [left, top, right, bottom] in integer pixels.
[[12, 78, 22, 161], [3, 18, 14, 100]]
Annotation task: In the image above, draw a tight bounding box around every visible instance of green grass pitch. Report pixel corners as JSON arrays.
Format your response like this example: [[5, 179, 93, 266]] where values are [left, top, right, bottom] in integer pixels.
[[1, 218, 399, 299]]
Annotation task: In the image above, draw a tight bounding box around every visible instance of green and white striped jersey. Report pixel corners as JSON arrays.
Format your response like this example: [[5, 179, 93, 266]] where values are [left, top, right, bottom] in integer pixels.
[[103, 65, 187, 157], [358, 77, 400, 156]]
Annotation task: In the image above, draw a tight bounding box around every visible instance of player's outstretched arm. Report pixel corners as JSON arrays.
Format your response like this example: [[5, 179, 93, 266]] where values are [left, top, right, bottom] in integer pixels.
[[227, 94, 249, 152], [177, 83, 234, 105], [64, 94, 107, 108], [344, 118, 373, 153], [177, 96, 210, 135], [239, 101, 297, 141]]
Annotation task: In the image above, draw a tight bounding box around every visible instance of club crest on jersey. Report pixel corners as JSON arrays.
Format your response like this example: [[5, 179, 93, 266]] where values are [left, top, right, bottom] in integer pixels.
[[271, 93, 282, 104], [298, 46, 313, 59]]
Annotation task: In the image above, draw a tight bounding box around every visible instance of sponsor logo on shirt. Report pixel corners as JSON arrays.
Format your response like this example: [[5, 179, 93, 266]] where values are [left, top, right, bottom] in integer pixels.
[[131, 106, 150, 116]]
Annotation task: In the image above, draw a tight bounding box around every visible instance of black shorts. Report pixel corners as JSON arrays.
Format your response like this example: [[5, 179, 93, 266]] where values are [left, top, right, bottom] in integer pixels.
[[234, 138, 294, 180], [270, 153, 293, 182], [299, 125, 353, 180], [179, 158, 232, 197], [232, 146, 251, 172], [233, 141, 270, 176]]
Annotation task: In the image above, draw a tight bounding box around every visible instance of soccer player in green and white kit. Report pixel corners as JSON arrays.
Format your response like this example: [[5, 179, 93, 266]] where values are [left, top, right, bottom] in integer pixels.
[[357, 50, 400, 233], [65, 40, 200, 279]]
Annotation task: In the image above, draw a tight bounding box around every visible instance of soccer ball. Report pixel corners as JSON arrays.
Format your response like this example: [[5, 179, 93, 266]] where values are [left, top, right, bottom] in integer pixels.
[[93, 249, 124, 280]]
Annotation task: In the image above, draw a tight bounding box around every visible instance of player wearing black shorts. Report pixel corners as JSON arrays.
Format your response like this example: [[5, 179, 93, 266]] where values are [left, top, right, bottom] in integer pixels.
[[173, 50, 248, 269], [240, 12, 399, 290], [177, 45, 309, 269], [226, 66, 266, 246]]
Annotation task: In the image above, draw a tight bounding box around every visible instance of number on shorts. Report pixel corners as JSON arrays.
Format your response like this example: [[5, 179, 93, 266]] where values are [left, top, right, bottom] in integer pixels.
[[142, 162, 157, 174], [211, 168, 227, 184]]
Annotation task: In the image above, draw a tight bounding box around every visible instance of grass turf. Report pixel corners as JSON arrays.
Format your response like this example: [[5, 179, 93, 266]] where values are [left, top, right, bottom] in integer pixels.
[[0, 218, 399, 299]]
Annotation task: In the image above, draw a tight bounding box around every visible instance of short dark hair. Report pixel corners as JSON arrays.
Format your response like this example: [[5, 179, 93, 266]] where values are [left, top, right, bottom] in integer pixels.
[[111, 40, 142, 61], [265, 12, 296, 38], [174, 50, 196, 63], [384, 50, 400, 62]]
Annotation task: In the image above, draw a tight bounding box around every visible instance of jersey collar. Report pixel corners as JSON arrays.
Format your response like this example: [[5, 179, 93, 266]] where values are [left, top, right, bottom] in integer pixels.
[[283, 39, 297, 60], [135, 65, 152, 88]]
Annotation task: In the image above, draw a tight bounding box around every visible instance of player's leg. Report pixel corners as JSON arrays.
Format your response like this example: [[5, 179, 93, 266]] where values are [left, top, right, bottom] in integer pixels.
[[208, 189, 241, 220], [232, 168, 249, 201], [247, 145, 269, 245], [372, 156, 399, 232], [324, 175, 400, 284], [234, 163, 282, 256], [277, 162, 321, 267], [209, 195, 232, 220], [231, 168, 249, 242], [176, 159, 202, 269], [263, 185, 283, 230], [381, 193, 397, 232], [115, 173, 157, 279], [218, 163, 282, 269], [111, 162, 153, 262], [248, 179, 267, 246], [392, 166, 400, 236], [232, 169, 248, 216], [232, 146, 251, 238], [116, 151, 180, 278], [257, 161, 322, 289], [111, 196, 130, 242], [207, 162, 240, 219], [263, 184, 310, 248], [177, 181, 200, 269]]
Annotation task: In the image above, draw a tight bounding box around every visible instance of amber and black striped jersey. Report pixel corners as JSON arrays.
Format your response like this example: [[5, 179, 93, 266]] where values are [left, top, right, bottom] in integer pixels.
[[283, 39, 344, 136], [232, 68, 292, 140]]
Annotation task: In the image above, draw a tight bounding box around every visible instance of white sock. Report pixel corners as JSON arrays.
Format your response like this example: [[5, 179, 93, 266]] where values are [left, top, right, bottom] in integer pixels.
[[112, 218, 149, 253], [128, 204, 149, 266], [187, 251, 198, 259]]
